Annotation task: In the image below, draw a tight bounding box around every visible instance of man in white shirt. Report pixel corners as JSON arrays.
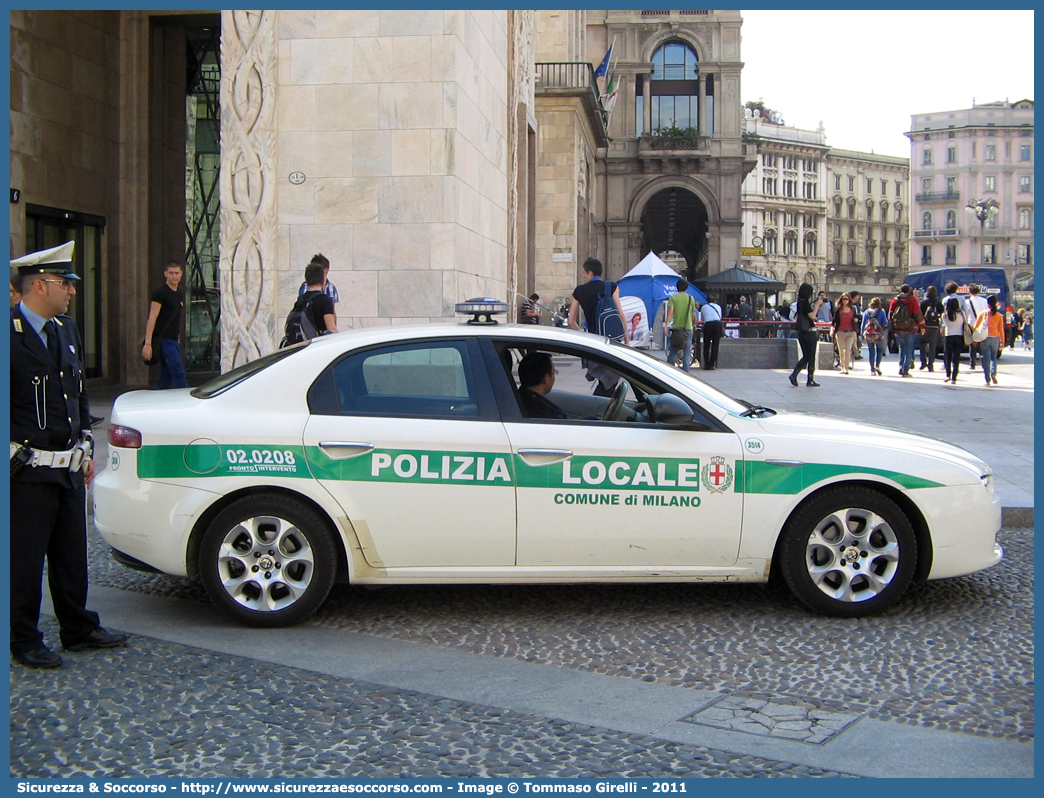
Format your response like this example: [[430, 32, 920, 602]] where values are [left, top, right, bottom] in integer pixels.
[[699, 298, 724, 370], [963, 284, 990, 370]]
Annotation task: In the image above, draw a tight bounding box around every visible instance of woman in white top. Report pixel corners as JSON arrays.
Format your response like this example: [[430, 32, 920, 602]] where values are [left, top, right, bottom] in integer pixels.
[[940, 282, 967, 384]]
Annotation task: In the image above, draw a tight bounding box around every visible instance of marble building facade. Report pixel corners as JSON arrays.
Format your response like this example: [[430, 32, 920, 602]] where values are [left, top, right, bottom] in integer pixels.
[[10, 9, 753, 385]]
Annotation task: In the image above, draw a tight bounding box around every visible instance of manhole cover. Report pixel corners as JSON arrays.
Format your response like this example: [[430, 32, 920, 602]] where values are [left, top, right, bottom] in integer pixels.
[[681, 690, 868, 745]]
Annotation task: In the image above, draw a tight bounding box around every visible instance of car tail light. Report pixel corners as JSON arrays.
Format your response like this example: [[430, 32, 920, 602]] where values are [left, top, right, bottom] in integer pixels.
[[109, 425, 142, 449]]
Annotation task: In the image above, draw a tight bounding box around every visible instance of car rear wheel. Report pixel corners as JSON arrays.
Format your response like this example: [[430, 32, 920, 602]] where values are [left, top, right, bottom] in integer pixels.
[[778, 486, 917, 617], [199, 494, 337, 627]]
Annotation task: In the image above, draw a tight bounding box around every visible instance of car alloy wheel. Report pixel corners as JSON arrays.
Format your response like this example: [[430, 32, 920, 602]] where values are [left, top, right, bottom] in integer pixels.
[[778, 486, 917, 617], [200, 494, 337, 627]]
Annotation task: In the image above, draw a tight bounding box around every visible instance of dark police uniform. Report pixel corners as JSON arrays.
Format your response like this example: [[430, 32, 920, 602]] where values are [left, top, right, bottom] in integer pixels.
[[10, 305, 100, 655]]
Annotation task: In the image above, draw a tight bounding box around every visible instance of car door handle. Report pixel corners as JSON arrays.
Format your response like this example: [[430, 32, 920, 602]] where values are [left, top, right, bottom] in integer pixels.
[[319, 442, 375, 459], [516, 448, 573, 466]]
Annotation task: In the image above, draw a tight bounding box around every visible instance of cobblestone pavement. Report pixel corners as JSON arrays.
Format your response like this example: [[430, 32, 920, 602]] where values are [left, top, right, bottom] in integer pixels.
[[11, 616, 856, 779], [12, 521, 1026, 778]]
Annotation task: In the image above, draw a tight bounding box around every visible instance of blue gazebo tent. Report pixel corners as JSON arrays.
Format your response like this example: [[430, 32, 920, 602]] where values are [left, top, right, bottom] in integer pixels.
[[617, 252, 707, 331]]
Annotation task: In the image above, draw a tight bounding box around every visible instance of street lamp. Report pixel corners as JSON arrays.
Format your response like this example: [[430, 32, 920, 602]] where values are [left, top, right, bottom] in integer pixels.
[[965, 198, 1000, 264]]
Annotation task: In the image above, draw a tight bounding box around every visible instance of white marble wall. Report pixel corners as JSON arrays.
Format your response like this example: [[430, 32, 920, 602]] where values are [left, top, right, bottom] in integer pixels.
[[272, 10, 511, 331]]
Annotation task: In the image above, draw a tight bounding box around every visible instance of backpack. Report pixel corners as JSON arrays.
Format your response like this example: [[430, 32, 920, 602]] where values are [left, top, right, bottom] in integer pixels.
[[863, 311, 884, 343], [593, 280, 626, 341], [280, 294, 320, 348], [923, 301, 941, 328], [889, 296, 912, 329]]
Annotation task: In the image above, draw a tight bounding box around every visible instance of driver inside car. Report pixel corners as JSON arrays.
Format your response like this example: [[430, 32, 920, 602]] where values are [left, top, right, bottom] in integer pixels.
[[518, 352, 568, 419]]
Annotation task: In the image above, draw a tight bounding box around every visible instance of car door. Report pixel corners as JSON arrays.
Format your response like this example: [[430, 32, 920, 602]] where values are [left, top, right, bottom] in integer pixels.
[[487, 340, 745, 569], [302, 337, 516, 569]]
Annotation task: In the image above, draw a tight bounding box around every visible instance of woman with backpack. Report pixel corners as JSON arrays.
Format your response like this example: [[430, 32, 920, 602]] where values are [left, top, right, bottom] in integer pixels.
[[861, 297, 888, 376], [918, 285, 944, 372], [941, 283, 967, 384]]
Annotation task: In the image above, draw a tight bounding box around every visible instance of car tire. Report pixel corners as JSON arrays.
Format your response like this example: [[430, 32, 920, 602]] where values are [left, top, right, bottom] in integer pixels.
[[778, 486, 917, 617], [199, 494, 337, 627]]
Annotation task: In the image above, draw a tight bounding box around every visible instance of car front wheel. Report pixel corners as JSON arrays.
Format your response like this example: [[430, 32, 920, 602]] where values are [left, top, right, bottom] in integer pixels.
[[778, 486, 917, 617], [199, 494, 337, 627]]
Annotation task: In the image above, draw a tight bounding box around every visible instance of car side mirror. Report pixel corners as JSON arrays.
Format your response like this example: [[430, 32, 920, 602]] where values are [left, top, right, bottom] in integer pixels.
[[649, 393, 694, 426]]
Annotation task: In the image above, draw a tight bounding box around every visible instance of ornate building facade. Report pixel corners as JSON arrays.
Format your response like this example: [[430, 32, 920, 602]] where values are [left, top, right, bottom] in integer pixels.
[[740, 116, 829, 304], [824, 149, 910, 300], [588, 10, 756, 291], [906, 100, 1034, 301], [740, 115, 910, 304], [10, 9, 753, 385]]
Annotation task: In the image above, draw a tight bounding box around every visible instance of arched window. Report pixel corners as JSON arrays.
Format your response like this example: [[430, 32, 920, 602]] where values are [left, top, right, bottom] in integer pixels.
[[785, 271, 797, 288], [922, 211, 933, 231], [834, 198, 843, 217], [945, 210, 957, 231], [880, 201, 889, 222], [866, 200, 874, 219], [783, 230, 798, 255], [804, 272, 816, 287], [803, 233, 817, 257], [848, 246, 857, 265], [763, 229, 778, 254], [648, 41, 702, 132], [895, 203, 903, 223]]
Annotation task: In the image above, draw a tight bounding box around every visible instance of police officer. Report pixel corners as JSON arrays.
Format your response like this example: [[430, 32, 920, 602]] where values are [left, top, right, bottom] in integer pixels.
[[10, 241, 126, 668]]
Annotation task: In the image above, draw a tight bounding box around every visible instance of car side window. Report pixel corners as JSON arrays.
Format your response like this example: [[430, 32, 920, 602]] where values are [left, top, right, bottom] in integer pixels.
[[491, 341, 723, 430], [308, 341, 481, 418]]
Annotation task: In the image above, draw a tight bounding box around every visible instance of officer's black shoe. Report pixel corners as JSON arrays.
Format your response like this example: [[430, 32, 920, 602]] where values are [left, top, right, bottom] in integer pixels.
[[63, 628, 127, 652], [89, 414, 105, 427], [15, 646, 63, 669]]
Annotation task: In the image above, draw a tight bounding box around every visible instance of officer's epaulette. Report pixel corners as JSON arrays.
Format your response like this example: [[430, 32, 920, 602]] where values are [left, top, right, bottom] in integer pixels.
[[12, 317, 23, 334]]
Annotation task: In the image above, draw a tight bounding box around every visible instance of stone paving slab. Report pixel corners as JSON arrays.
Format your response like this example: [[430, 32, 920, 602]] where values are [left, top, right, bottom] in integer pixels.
[[11, 617, 858, 780], [32, 578, 1033, 779]]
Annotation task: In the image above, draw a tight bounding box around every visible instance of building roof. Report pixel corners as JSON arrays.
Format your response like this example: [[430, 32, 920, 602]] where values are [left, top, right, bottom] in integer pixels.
[[694, 266, 786, 292]]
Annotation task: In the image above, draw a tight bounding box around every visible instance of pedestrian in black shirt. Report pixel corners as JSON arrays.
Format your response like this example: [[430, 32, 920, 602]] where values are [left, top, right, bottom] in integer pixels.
[[142, 261, 188, 389]]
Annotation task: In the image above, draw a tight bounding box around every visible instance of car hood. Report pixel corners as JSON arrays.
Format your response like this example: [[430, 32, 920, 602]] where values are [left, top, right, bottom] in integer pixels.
[[751, 411, 991, 476]]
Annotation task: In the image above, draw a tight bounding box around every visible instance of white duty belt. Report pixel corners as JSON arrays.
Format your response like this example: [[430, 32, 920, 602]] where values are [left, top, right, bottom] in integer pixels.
[[10, 440, 91, 472]]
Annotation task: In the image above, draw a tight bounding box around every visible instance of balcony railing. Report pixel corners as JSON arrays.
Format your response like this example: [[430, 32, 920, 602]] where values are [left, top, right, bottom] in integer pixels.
[[915, 191, 960, 202], [641, 10, 711, 17], [642, 134, 705, 151], [535, 62, 608, 139], [913, 228, 961, 238]]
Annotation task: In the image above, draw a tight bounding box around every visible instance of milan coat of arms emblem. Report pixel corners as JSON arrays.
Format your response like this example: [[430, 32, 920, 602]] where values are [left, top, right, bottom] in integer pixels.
[[701, 456, 734, 493]]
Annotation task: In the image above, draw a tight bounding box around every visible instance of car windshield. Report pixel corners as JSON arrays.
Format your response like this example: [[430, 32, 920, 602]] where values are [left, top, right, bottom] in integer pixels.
[[616, 343, 751, 415], [191, 343, 307, 398]]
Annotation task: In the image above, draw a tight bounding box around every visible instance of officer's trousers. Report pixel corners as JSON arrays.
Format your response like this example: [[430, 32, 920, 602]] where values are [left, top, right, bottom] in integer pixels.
[[10, 480, 99, 654]]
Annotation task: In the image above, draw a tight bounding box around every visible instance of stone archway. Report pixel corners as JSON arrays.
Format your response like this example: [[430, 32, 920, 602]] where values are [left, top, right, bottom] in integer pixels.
[[628, 176, 719, 280]]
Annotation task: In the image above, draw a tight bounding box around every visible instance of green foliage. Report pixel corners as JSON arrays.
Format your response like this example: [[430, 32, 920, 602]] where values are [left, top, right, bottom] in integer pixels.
[[744, 99, 784, 125], [651, 124, 700, 139]]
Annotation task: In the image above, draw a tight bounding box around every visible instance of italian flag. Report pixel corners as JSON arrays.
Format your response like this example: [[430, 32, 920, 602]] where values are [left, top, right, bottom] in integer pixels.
[[601, 73, 619, 113]]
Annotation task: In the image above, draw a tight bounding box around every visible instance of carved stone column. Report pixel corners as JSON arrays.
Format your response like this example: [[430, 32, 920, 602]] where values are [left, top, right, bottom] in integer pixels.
[[219, 10, 277, 371]]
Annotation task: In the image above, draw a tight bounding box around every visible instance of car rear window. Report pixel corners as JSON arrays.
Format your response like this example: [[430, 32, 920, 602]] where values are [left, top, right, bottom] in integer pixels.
[[191, 344, 306, 398]]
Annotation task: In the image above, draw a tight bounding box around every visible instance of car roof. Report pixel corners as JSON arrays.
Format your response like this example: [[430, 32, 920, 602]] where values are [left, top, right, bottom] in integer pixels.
[[306, 322, 612, 350]]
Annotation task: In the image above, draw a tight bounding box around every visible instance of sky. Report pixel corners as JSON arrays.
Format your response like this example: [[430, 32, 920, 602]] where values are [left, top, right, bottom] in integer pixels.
[[740, 9, 1035, 158]]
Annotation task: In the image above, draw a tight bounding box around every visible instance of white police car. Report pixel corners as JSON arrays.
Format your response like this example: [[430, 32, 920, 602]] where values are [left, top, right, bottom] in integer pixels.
[[94, 313, 1002, 627]]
